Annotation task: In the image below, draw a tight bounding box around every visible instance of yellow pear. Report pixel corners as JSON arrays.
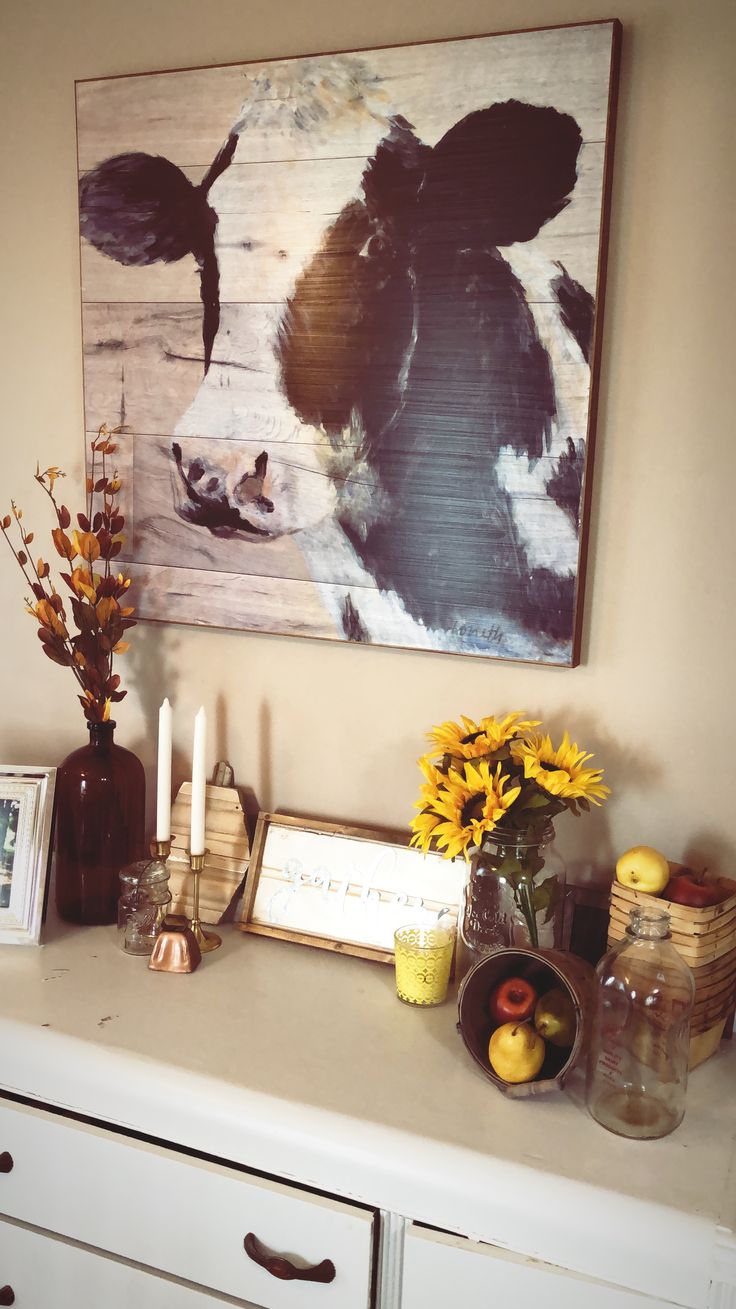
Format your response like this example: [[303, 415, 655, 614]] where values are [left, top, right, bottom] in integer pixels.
[[488, 1022, 545, 1083], [615, 845, 669, 895], [534, 987, 576, 1048]]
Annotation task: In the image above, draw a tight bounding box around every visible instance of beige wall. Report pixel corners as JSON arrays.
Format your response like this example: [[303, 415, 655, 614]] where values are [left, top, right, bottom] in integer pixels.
[[0, 0, 733, 881]]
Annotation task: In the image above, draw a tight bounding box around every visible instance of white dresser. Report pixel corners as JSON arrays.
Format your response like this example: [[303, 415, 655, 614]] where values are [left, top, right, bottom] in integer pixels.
[[0, 919, 734, 1308]]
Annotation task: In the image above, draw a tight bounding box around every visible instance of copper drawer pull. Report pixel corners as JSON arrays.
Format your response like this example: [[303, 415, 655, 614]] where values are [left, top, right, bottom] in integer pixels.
[[0, 1155, 12, 1174], [243, 1232, 335, 1283], [0, 1286, 15, 1305]]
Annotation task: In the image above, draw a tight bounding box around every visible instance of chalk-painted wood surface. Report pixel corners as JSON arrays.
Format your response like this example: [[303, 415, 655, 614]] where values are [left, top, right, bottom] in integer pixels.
[[0, 928, 734, 1307], [0, 1100, 375, 1309], [76, 22, 619, 662], [402, 1225, 680, 1309], [166, 781, 250, 921], [0, 1218, 251, 1307]]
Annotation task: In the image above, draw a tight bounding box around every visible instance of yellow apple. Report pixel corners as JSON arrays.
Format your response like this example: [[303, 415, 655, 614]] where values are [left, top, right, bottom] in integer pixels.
[[534, 987, 576, 1048], [488, 1022, 545, 1083], [615, 845, 669, 895]]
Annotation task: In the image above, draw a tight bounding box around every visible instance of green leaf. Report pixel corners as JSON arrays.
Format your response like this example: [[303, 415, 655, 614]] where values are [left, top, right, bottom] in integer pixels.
[[531, 874, 561, 924]]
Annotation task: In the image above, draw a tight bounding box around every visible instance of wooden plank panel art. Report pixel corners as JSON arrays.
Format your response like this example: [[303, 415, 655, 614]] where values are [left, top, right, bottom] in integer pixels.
[[166, 782, 250, 922], [237, 812, 464, 962], [76, 21, 621, 664]]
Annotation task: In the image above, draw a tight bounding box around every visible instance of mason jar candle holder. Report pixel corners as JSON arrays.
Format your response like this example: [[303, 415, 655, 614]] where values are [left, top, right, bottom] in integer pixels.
[[117, 852, 172, 956]]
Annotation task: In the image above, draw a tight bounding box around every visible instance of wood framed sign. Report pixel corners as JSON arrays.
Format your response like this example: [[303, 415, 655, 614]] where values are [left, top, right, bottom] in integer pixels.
[[75, 19, 621, 665], [236, 812, 464, 962]]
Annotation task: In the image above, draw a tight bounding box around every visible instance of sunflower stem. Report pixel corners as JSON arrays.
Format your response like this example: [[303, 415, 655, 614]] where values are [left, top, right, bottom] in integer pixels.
[[517, 875, 539, 948]]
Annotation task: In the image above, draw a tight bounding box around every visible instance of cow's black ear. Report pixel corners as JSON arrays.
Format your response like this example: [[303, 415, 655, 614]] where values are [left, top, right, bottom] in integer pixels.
[[420, 101, 583, 246], [79, 151, 212, 266]]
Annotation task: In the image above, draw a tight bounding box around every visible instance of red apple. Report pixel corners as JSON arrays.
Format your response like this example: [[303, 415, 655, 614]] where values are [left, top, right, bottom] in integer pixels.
[[663, 872, 727, 908], [488, 976, 538, 1025]]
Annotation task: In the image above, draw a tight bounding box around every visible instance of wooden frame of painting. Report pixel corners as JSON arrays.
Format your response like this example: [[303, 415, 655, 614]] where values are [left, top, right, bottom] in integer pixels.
[[75, 18, 621, 666], [0, 766, 57, 946], [236, 812, 464, 963]]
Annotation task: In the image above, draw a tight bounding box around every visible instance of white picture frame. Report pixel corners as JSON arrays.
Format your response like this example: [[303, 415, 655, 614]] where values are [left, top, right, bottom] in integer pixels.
[[0, 766, 56, 946], [237, 811, 464, 962]]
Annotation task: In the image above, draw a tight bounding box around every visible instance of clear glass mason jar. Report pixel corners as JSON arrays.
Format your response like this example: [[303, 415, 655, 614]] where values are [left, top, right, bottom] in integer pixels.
[[117, 858, 172, 956], [459, 822, 566, 972], [586, 907, 695, 1139]]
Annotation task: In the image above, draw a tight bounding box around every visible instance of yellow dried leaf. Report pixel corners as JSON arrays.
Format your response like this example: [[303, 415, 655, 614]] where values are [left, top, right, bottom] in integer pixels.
[[71, 529, 100, 562], [52, 527, 75, 560], [95, 596, 118, 626], [112, 641, 130, 654], [70, 568, 97, 602], [35, 599, 67, 638]]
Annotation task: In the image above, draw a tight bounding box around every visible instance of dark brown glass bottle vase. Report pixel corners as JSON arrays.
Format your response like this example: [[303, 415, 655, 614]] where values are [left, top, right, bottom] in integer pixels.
[[55, 721, 146, 925]]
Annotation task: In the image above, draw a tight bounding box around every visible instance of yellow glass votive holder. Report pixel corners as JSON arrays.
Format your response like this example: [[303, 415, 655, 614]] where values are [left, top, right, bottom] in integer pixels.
[[394, 923, 455, 1006]]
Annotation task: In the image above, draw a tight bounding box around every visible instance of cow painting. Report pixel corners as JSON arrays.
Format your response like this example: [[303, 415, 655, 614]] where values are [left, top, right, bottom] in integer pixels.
[[76, 22, 619, 664]]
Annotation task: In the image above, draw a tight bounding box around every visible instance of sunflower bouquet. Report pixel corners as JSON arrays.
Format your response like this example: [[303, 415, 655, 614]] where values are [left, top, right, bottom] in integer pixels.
[[410, 712, 609, 949], [1, 425, 136, 723]]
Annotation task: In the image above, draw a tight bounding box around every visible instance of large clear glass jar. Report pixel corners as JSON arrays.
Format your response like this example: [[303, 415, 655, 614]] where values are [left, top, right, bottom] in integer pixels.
[[586, 907, 695, 1139], [117, 858, 172, 956], [459, 822, 566, 973]]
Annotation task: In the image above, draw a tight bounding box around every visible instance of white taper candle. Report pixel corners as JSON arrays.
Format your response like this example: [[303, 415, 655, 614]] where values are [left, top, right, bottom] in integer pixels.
[[155, 698, 172, 843], [190, 706, 207, 857]]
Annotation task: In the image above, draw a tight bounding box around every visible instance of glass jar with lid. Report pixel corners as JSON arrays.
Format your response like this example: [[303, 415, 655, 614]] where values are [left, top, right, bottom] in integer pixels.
[[585, 906, 695, 1139], [117, 857, 172, 956]]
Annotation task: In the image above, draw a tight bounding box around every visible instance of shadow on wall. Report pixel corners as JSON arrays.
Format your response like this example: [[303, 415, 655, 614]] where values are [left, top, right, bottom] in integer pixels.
[[126, 622, 180, 833]]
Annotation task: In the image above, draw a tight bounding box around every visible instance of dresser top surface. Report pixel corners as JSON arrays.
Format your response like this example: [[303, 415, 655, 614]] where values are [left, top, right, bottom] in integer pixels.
[[1, 917, 734, 1254]]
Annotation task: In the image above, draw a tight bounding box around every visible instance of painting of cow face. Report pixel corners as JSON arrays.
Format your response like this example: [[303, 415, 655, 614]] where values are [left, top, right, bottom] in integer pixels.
[[76, 21, 620, 664]]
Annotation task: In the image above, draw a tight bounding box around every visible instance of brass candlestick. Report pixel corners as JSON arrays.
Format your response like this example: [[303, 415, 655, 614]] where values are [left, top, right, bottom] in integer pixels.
[[151, 837, 172, 861], [187, 850, 221, 953]]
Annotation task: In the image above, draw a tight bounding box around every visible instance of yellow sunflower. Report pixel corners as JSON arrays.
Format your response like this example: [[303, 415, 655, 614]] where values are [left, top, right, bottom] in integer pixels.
[[427, 712, 540, 762], [511, 732, 610, 805], [410, 759, 521, 860]]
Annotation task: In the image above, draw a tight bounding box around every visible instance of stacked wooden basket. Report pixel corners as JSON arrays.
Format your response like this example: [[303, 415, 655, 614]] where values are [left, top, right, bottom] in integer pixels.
[[608, 875, 736, 1069]]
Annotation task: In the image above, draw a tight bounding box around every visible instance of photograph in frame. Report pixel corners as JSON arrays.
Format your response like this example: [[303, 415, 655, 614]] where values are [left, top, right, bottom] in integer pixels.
[[0, 767, 56, 946], [76, 19, 621, 665]]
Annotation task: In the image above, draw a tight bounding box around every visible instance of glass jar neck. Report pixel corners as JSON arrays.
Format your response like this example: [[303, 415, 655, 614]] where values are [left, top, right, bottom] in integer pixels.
[[627, 908, 671, 940], [87, 720, 116, 748], [482, 820, 555, 850]]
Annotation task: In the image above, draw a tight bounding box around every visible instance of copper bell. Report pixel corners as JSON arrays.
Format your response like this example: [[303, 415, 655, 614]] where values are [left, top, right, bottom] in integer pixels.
[[148, 914, 202, 973]]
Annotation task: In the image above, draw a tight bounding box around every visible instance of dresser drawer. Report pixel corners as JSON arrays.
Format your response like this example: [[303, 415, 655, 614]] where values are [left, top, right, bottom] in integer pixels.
[[0, 1102, 375, 1309], [402, 1225, 678, 1309], [0, 1216, 252, 1307]]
